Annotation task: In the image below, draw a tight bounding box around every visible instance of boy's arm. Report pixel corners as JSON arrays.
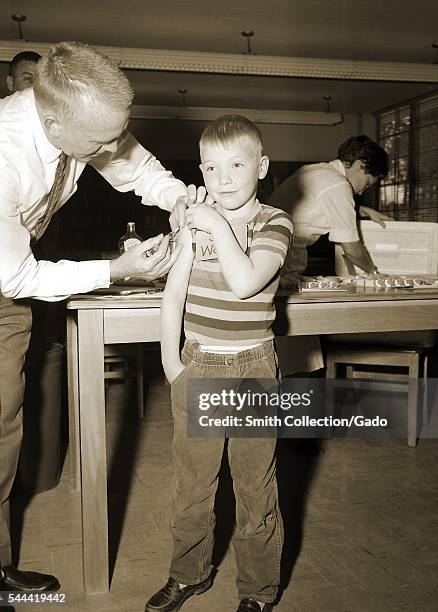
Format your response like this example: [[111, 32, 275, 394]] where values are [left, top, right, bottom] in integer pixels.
[[187, 204, 292, 299], [160, 227, 194, 383], [213, 222, 283, 298]]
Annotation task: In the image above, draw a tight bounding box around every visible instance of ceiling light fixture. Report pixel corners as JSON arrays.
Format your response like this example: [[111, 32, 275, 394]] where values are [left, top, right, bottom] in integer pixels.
[[323, 95, 332, 112], [130, 104, 344, 126], [11, 14, 26, 41], [177, 88, 188, 106], [241, 30, 256, 55], [1, 41, 437, 82]]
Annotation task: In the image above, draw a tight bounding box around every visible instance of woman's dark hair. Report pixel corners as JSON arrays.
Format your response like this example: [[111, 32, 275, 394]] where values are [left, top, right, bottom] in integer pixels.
[[337, 135, 389, 178]]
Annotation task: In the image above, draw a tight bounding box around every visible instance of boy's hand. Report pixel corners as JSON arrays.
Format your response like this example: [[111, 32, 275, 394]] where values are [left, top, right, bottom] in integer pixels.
[[166, 361, 185, 384], [170, 185, 215, 230], [186, 203, 225, 234]]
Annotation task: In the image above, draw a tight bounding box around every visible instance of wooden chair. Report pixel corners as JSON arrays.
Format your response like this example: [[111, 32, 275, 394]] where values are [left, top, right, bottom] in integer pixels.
[[325, 345, 430, 447], [104, 344, 145, 418]]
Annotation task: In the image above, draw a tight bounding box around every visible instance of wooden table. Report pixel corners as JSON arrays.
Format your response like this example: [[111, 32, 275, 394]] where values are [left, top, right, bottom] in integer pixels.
[[66, 286, 438, 593]]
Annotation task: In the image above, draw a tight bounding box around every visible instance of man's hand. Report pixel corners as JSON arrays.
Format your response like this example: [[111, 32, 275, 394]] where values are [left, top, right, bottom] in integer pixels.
[[169, 184, 215, 230], [279, 273, 301, 292], [109, 233, 182, 282], [359, 205, 393, 227], [341, 240, 377, 275]]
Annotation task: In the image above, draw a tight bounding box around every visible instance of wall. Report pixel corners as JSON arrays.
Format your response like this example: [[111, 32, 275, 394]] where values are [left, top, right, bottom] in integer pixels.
[[129, 114, 362, 162], [57, 113, 376, 258], [358, 113, 378, 139]]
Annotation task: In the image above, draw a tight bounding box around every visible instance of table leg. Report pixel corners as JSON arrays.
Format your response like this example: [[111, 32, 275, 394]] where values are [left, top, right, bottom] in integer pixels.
[[66, 312, 81, 492], [136, 344, 145, 418], [77, 309, 109, 593], [407, 354, 419, 448]]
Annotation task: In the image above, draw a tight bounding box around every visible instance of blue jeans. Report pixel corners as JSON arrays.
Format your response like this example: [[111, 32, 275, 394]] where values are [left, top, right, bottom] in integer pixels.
[[169, 340, 283, 604]]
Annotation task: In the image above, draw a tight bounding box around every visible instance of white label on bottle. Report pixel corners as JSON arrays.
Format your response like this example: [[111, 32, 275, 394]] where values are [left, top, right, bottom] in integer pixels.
[[123, 238, 141, 250]]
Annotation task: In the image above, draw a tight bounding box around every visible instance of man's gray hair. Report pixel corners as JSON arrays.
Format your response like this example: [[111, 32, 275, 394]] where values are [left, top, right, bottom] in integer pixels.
[[34, 41, 134, 126]]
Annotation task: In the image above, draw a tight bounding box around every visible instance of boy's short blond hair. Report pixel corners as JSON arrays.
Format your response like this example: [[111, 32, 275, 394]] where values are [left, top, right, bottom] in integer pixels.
[[34, 41, 134, 128], [200, 114, 263, 157]]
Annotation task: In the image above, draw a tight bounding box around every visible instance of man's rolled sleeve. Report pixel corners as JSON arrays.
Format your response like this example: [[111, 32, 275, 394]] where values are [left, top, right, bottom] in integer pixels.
[[91, 132, 187, 212], [320, 182, 359, 244], [328, 227, 360, 243]]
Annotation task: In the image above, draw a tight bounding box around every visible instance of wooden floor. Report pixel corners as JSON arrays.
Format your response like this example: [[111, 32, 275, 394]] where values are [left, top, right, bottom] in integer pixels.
[[10, 369, 438, 612]]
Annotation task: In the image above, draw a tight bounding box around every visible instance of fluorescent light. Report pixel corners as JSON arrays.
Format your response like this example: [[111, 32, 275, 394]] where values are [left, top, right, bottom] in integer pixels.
[[131, 105, 344, 126], [1, 41, 438, 82]]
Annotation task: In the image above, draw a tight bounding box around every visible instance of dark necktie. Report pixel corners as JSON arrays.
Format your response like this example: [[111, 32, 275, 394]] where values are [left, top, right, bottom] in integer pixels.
[[34, 152, 68, 242]]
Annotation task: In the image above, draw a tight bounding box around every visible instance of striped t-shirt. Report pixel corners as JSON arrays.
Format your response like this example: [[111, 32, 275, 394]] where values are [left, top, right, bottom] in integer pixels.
[[184, 201, 293, 348]]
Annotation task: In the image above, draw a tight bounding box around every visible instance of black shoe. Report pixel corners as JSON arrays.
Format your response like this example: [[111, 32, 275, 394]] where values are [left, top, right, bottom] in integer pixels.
[[145, 575, 212, 611], [0, 566, 60, 592], [236, 599, 273, 612]]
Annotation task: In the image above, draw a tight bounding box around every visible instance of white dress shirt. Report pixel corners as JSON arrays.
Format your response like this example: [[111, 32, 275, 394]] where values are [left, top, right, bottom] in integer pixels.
[[269, 159, 359, 374], [270, 159, 359, 274], [0, 89, 186, 301]]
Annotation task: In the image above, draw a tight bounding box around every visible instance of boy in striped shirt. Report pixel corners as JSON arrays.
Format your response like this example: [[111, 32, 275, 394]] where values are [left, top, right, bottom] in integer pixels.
[[145, 115, 293, 612]]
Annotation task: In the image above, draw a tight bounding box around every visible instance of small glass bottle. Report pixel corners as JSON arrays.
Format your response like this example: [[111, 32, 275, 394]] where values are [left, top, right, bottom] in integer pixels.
[[118, 221, 143, 254]]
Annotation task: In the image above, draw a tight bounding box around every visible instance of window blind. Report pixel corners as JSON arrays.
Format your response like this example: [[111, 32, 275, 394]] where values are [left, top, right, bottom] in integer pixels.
[[377, 93, 438, 222]]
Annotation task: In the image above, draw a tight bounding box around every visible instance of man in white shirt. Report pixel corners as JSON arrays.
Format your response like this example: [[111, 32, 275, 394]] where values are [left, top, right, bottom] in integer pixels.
[[0, 41, 198, 592], [269, 135, 390, 374]]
